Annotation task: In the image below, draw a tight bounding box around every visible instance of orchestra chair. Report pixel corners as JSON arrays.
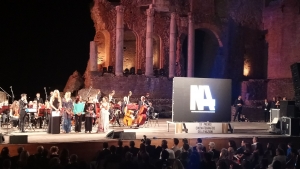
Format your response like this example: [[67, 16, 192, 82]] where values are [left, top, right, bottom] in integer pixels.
[[147, 113, 159, 127]]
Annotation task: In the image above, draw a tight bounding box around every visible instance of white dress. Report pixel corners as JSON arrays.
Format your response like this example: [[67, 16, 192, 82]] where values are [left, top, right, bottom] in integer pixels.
[[101, 102, 110, 132]]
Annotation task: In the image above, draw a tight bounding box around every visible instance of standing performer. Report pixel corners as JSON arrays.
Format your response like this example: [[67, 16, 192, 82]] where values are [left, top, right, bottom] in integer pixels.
[[34, 93, 44, 128], [19, 94, 28, 133], [96, 89, 102, 103], [262, 99, 271, 122], [233, 96, 244, 122], [48, 90, 62, 134], [98, 96, 110, 133], [10, 101, 19, 128], [62, 92, 73, 133], [73, 96, 84, 133], [84, 97, 95, 133], [108, 90, 115, 103]]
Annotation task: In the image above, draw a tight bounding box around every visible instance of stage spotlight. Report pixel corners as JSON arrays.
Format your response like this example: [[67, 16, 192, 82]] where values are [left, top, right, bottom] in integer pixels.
[[137, 69, 143, 75], [108, 66, 113, 73], [130, 67, 135, 75], [159, 69, 165, 76]]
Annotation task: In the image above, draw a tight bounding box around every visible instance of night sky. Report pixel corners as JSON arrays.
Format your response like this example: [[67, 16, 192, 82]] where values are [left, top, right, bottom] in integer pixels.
[[1, 0, 95, 101]]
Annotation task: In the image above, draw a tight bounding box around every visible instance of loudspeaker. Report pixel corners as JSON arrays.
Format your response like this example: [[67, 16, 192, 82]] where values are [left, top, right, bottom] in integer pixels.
[[121, 132, 136, 140], [106, 130, 124, 139], [281, 117, 300, 136], [9, 135, 28, 144], [280, 101, 296, 117]]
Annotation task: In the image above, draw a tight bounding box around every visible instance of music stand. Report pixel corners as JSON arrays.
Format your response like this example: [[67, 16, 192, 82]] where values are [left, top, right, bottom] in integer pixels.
[[25, 109, 36, 131]]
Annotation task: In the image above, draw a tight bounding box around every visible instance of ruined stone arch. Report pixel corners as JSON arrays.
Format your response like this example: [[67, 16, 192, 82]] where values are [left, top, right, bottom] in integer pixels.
[[194, 23, 223, 47], [95, 30, 111, 70]]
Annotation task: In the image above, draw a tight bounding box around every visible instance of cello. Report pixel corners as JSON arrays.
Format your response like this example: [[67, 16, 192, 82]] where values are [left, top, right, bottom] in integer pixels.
[[123, 106, 135, 126], [135, 105, 147, 126]]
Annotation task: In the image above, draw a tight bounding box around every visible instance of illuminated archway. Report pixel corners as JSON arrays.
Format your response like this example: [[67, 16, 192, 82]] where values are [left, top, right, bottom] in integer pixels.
[[123, 30, 137, 70], [153, 35, 161, 69], [96, 30, 110, 70]]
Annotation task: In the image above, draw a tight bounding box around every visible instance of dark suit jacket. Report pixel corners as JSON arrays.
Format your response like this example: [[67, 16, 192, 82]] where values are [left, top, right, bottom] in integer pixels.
[[234, 99, 244, 110], [34, 97, 44, 105], [262, 102, 271, 112], [19, 99, 27, 117]]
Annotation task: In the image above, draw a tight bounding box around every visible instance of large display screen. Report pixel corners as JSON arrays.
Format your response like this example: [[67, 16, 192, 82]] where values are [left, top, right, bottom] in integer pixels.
[[172, 77, 232, 122]]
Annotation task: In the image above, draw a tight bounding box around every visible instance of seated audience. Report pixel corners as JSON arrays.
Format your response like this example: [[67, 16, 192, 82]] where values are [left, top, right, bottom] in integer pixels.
[[268, 148, 286, 169], [129, 141, 139, 157], [208, 142, 220, 161]]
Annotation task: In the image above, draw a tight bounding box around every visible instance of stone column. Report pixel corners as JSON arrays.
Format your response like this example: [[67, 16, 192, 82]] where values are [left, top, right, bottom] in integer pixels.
[[169, 12, 176, 78], [187, 13, 195, 77], [145, 6, 155, 77], [115, 5, 125, 76], [89, 41, 98, 71]]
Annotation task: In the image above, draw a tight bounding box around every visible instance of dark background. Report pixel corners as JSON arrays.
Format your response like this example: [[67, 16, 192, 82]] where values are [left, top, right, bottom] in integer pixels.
[[172, 77, 232, 122], [0, 0, 95, 101]]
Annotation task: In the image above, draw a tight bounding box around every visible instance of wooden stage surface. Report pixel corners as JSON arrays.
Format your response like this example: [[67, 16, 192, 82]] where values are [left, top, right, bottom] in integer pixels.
[[0, 119, 291, 144]]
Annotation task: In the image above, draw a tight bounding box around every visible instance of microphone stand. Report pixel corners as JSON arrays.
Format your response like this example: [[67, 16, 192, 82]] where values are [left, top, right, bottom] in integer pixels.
[[10, 87, 14, 103], [44, 87, 48, 101], [0, 87, 11, 104]]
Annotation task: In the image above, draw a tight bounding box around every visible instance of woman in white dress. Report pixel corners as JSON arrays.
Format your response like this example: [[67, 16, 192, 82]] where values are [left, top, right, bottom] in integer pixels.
[[98, 96, 109, 133]]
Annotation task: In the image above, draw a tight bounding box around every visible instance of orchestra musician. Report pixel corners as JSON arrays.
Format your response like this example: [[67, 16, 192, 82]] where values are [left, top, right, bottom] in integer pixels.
[[19, 93, 28, 133], [122, 91, 132, 113], [73, 96, 84, 133], [48, 90, 62, 134], [84, 97, 95, 133], [108, 90, 115, 103], [62, 92, 73, 133], [34, 93, 44, 128], [10, 101, 19, 128], [96, 89, 102, 103], [98, 96, 109, 133]]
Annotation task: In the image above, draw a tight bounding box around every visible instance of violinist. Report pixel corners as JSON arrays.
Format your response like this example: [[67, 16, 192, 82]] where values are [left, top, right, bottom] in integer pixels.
[[10, 101, 19, 128], [108, 90, 115, 103], [84, 97, 95, 133], [62, 92, 73, 133]]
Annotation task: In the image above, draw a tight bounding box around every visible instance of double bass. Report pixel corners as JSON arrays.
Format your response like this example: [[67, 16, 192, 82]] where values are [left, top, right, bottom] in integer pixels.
[[123, 103, 138, 127], [136, 105, 147, 126]]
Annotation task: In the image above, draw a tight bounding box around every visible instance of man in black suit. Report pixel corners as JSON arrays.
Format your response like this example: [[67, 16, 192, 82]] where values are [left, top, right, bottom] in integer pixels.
[[96, 89, 101, 103], [19, 93, 28, 132], [233, 96, 244, 122], [34, 93, 44, 128], [262, 99, 271, 122]]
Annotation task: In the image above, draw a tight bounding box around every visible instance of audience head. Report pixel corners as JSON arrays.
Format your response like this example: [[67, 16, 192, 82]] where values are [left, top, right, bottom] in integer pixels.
[[220, 148, 229, 159], [145, 138, 151, 145], [37, 146, 44, 154], [196, 143, 203, 152], [197, 138, 203, 143], [140, 143, 146, 152], [70, 154, 78, 163], [228, 140, 237, 150], [208, 142, 215, 150], [19, 150, 30, 163], [129, 141, 135, 148], [253, 136, 258, 144], [276, 148, 284, 156], [161, 150, 169, 160], [17, 147, 24, 155], [103, 142, 109, 149], [173, 138, 179, 146], [59, 148, 69, 159], [183, 144, 190, 152], [50, 146, 59, 154], [110, 145, 116, 154], [287, 142, 293, 148], [182, 138, 188, 144], [161, 139, 168, 146], [1, 147, 9, 157], [241, 140, 246, 147]]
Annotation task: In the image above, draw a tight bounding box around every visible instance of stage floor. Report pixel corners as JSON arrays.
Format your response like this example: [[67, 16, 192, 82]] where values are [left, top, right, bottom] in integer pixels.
[[0, 119, 288, 144]]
